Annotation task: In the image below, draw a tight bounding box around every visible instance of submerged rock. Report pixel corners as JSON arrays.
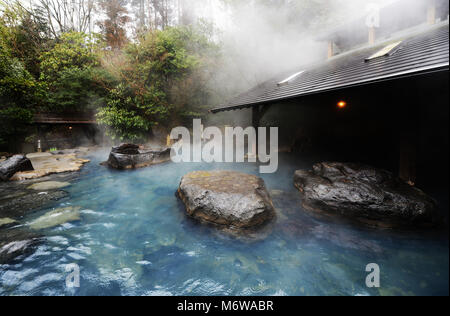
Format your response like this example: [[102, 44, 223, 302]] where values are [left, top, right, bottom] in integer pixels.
[[53, 147, 90, 156], [0, 218, 17, 228], [0, 155, 34, 181], [177, 171, 275, 229], [0, 190, 69, 219], [294, 162, 440, 228], [0, 228, 42, 264], [29, 206, 81, 230], [28, 181, 71, 191], [106, 143, 171, 170]]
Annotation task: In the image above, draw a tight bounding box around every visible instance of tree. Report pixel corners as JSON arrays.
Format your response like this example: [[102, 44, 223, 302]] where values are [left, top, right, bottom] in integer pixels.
[[97, 23, 220, 141], [39, 31, 105, 111], [0, 1, 52, 78], [0, 30, 41, 149], [97, 0, 130, 50], [37, 0, 94, 37], [129, 0, 188, 32]]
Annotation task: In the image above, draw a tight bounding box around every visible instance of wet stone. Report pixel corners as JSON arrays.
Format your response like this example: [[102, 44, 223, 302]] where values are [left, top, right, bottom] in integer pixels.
[[0, 190, 69, 219], [0, 155, 34, 181], [28, 181, 71, 191], [0, 218, 17, 228], [177, 171, 275, 229], [106, 143, 171, 170], [0, 228, 42, 264], [294, 162, 440, 228], [28, 206, 81, 230], [11, 153, 90, 181]]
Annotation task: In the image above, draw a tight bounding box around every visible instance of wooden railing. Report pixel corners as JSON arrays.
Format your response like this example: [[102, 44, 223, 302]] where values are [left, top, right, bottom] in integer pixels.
[[33, 113, 97, 124]]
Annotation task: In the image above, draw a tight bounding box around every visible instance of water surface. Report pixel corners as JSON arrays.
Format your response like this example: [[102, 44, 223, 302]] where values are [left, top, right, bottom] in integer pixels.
[[0, 151, 448, 296]]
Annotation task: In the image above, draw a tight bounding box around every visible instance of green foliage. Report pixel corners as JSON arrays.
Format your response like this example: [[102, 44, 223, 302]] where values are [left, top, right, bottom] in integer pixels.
[[0, 40, 38, 147], [1, 1, 221, 147], [97, 84, 166, 141], [39, 32, 106, 111], [40, 32, 100, 80], [97, 23, 220, 141], [0, 1, 51, 78]]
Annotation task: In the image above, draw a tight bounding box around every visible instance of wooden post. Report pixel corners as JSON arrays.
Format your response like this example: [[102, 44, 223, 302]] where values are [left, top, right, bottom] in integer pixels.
[[398, 100, 419, 185], [252, 106, 260, 156], [251, 105, 272, 157], [327, 41, 334, 59], [368, 27, 376, 45], [166, 134, 173, 147], [427, 0, 436, 25], [36, 125, 42, 153], [399, 132, 417, 185]]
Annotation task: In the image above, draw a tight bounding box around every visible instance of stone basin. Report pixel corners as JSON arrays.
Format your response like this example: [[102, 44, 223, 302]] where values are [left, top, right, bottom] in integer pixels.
[[106, 143, 171, 169]]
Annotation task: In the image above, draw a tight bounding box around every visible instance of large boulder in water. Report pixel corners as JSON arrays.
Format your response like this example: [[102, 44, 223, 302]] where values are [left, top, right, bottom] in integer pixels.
[[106, 144, 171, 169], [0, 155, 34, 181], [294, 162, 440, 228], [177, 171, 275, 229]]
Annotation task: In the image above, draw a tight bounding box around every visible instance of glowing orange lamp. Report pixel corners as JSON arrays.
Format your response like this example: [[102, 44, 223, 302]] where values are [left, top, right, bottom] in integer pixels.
[[337, 101, 347, 109]]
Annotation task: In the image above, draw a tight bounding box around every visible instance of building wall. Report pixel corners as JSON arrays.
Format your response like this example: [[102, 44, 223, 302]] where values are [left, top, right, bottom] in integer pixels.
[[18, 124, 104, 154], [261, 71, 449, 187]]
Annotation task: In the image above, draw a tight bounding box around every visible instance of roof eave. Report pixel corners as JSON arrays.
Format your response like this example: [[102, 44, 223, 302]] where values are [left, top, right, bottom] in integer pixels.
[[210, 63, 449, 114]]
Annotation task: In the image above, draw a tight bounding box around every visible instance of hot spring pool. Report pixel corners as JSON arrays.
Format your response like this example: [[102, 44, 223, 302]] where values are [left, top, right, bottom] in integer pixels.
[[0, 151, 448, 296]]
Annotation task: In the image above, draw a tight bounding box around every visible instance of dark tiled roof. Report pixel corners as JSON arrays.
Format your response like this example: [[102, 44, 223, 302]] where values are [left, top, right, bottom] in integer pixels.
[[211, 23, 449, 113]]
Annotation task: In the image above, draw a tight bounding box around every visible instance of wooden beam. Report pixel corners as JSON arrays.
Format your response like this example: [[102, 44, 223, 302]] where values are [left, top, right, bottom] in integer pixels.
[[399, 132, 417, 185], [252, 106, 260, 129], [252, 107, 260, 156], [327, 41, 334, 59], [252, 105, 272, 128], [398, 98, 419, 185], [252, 104, 272, 156], [427, 0, 436, 25], [368, 27, 376, 45], [259, 104, 272, 119], [33, 121, 97, 124]]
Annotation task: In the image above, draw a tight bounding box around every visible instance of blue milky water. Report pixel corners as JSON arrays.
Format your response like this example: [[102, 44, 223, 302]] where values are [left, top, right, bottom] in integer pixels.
[[0, 150, 448, 296]]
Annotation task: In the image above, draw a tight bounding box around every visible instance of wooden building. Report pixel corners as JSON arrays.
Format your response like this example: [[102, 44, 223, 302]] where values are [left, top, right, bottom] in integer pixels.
[[211, 0, 449, 187]]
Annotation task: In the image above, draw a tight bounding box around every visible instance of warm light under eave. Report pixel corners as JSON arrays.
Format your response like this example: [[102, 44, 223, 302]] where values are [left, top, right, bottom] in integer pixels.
[[338, 101, 347, 109]]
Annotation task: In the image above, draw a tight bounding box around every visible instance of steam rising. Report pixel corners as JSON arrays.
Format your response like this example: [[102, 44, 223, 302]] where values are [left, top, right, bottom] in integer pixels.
[[196, 0, 399, 95], [11, 0, 443, 146]]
